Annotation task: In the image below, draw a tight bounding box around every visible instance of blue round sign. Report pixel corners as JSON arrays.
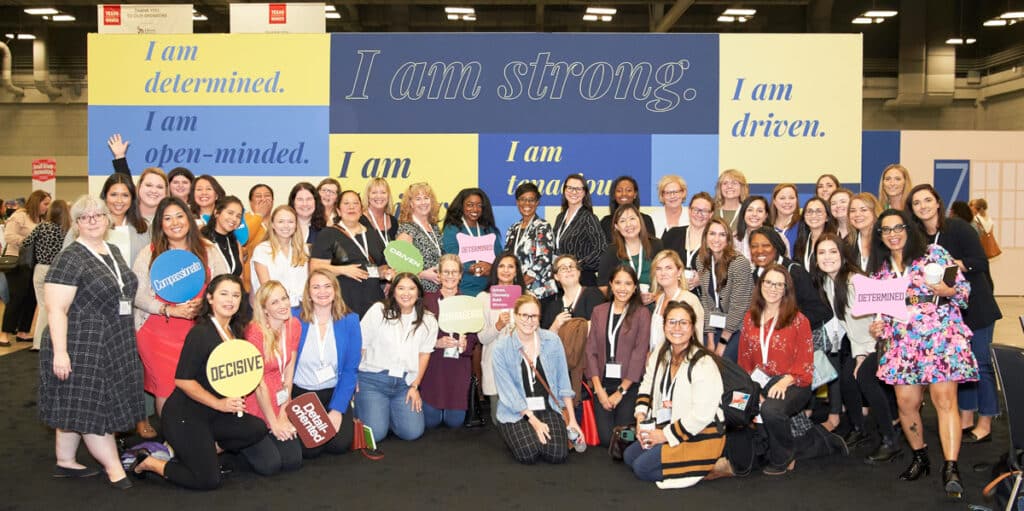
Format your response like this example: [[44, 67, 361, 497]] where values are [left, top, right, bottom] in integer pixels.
[[151, 249, 206, 304]]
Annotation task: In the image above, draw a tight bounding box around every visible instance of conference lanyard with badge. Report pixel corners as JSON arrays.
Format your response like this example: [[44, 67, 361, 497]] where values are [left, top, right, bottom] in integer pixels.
[[368, 212, 391, 247], [340, 223, 379, 279], [79, 240, 131, 316], [708, 257, 727, 329], [273, 322, 289, 406], [657, 361, 677, 424], [310, 317, 336, 386], [605, 304, 627, 379], [554, 208, 579, 250], [520, 334, 546, 411], [413, 217, 441, 258]]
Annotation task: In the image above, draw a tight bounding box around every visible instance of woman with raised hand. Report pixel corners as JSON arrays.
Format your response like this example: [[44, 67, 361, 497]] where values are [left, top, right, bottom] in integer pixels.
[[240, 281, 302, 475], [420, 254, 479, 429], [250, 205, 309, 312], [167, 167, 194, 204], [879, 164, 912, 211], [504, 182, 558, 300], [442, 188, 503, 297], [770, 183, 801, 256], [25, 200, 70, 352], [792, 196, 835, 270], [905, 185, 1002, 446], [134, 197, 228, 416], [552, 173, 606, 286], [200, 196, 245, 279], [867, 209, 977, 499], [289, 182, 327, 246], [292, 269, 361, 458], [477, 253, 528, 421], [130, 275, 266, 490], [650, 174, 689, 238], [662, 192, 715, 289], [600, 176, 657, 241], [586, 265, 651, 446], [1, 189, 50, 346], [848, 193, 881, 271], [625, 301, 725, 489], [696, 217, 753, 361], [356, 273, 438, 443], [829, 188, 854, 241], [733, 195, 770, 263], [396, 182, 443, 293], [598, 204, 663, 303], [361, 177, 398, 247], [311, 190, 390, 318], [648, 250, 704, 352], [812, 233, 901, 464], [714, 169, 749, 232], [737, 265, 814, 475], [492, 294, 580, 464], [317, 178, 342, 226], [816, 174, 840, 201], [40, 195, 144, 489], [188, 174, 225, 225]]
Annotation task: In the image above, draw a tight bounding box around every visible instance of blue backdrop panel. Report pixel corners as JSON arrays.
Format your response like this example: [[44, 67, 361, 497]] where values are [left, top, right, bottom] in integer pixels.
[[650, 134, 719, 205], [88, 106, 329, 176], [329, 33, 719, 134], [860, 130, 901, 195]]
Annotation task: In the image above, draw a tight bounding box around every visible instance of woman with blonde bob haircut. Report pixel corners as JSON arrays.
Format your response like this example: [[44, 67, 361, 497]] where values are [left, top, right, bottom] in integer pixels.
[[396, 182, 443, 292], [361, 177, 398, 246], [652, 174, 690, 237]]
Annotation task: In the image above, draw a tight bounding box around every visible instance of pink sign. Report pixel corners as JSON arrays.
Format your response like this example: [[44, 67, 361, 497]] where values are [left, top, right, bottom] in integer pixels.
[[490, 285, 522, 310], [850, 274, 910, 322], [456, 232, 496, 264]]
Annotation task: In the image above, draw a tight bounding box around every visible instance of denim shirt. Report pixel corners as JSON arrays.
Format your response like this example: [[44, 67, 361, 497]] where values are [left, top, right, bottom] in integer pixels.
[[492, 328, 574, 424]]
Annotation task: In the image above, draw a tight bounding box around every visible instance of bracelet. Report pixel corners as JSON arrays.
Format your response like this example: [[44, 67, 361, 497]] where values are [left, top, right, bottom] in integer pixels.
[[161, 304, 169, 321]]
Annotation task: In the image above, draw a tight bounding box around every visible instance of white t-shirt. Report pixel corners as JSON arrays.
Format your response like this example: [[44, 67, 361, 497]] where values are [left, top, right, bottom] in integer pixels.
[[358, 302, 438, 385], [250, 241, 309, 307]]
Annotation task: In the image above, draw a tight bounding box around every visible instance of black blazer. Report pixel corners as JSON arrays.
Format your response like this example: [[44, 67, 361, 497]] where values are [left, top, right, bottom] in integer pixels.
[[934, 217, 1002, 329], [662, 225, 702, 269], [541, 286, 606, 328]]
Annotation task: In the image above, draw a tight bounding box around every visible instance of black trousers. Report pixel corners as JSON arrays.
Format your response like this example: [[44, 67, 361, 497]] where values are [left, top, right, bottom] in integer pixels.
[[2, 266, 35, 334], [760, 385, 812, 469], [292, 384, 354, 458], [593, 381, 637, 447], [161, 397, 266, 490], [240, 433, 303, 475], [841, 352, 897, 439]]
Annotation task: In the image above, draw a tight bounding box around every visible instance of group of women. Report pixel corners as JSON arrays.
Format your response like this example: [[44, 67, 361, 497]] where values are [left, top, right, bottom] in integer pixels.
[[26, 140, 1001, 497]]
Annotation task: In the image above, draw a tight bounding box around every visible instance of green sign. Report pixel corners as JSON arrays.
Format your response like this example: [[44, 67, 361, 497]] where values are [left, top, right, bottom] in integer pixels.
[[438, 295, 485, 335], [384, 240, 424, 275]]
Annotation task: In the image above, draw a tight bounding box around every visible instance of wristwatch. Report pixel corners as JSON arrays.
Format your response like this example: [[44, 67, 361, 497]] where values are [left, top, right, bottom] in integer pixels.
[[616, 385, 627, 395]]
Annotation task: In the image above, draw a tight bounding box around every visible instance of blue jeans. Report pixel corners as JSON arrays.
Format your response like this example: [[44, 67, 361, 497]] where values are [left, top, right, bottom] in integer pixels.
[[711, 328, 741, 362], [355, 371, 425, 442], [958, 324, 999, 417], [422, 402, 466, 429], [624, 441, 662, 482]]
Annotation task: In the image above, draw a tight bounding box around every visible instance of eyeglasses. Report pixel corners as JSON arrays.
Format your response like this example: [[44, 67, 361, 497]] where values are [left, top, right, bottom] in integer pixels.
[[441, 270, 461, 276], [878, 224, 908, 235], [517, 313, 540, 322], [762, 281, 786, 290], [691, 208, 712, 216], [517, 197, 539, 204], [804, 209, 826, 216], [556, 265, 578, 273], [662, 189, 684, 197], [564, 185, 584, 193], [77, 213, 106, 224], [666, 319, 691, 328]]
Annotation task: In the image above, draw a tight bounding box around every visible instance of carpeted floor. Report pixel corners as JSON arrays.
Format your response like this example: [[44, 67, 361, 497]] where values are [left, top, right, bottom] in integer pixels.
[[0, 348, 1010, 510]]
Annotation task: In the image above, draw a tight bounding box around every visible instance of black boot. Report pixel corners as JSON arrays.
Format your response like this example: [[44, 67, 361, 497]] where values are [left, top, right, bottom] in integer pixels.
[[844, 428, 869, 448], [898, 447, 930, 480], [942, 461, 964, 499], [865, 435, 903, 464]]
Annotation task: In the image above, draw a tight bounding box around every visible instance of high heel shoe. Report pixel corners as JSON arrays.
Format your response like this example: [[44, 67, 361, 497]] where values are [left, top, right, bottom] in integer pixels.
[[943, 460, 964, 499], [865, 436, 903, 464], [898, 447, 930, 481]]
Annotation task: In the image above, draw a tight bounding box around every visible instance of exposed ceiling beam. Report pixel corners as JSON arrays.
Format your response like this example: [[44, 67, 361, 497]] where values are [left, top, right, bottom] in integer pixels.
[[654, 0, 695, 32]]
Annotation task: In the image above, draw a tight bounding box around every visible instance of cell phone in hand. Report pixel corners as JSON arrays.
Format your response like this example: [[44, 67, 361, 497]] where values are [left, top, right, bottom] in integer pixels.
[[942, 265, 958, 287]]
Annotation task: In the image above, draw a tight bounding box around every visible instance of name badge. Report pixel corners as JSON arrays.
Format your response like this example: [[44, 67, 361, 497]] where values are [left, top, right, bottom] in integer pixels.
[[366, 265, 380, 279], [749, 367, 771, 387], [709, 312, 727, 329], [526, 396, 546, 411], [656, 407, 672, 424], [443, 347, 460, 359], [119, 299, 132, 316], [388, 367, 405, 379], [275, 389, 289, 407], [315, 366, 335, 384], [605, 363, 622, 379]]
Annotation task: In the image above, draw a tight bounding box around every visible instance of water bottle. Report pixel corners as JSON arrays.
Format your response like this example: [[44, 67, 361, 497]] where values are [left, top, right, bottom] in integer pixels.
[[567, 426, 587, 453]]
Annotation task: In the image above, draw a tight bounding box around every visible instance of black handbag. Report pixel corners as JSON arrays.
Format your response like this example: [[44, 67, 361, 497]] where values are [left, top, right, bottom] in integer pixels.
[[0, 244, 17, 273], [608, 425, 636, 461], [16, 239, 35, 270], [463, 375, 488, 428]]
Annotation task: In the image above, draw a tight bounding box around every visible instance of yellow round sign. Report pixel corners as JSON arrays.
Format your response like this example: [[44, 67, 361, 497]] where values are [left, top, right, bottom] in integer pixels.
[[206, 339, 264, 398]]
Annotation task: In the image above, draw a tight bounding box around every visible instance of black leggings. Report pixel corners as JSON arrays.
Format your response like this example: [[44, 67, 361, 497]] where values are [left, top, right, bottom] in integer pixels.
[[2, 266, 35, 334], [161, 397, 266, 490], [240, 433, 303, 475], [292, 384, 354, 458], [593, 381, 637, 447], [840, 352, 897, 439]]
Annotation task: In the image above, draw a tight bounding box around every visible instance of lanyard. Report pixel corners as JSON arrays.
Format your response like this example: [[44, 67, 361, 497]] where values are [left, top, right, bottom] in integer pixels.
[[413, 217, 441, 256], [211, 316, 233, 342], [563, 286, 583, 312], [368, 212, 391, 246], [274, 322, 288, 384], [889, 257, 908, 278], [857, 232, 868, 270], [660, 357, 677, 403], [555, 208, 579, 249], [519, 333, 541, 391], [685, 227, 700, 267], [218, 234, 237, 274], [607, 303, 628, 361], [932, 231, 940, 244], [340, 223, 372, 263], [709, 256, 721, 310], [77, 240, 125, 297], [654, 288, 683, 316], [310, 317, 331, 369], [759, 316, 777, 367], [626, 243, 643, 279], [512, 216, 533, 254], [462, 218, 481, 237], [803, 237, 812, 269]]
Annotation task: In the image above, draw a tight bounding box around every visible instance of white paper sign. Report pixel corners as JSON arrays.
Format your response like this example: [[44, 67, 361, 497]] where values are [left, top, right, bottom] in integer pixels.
[[97, 4, 194, 34], [230, 3, 326, 34]]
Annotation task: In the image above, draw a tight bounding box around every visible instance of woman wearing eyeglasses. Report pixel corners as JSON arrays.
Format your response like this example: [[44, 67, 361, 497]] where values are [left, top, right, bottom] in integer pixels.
[[663, 192, 716, 291], [504, 183, 557, 300], [553, 174, 606, 287], [737, 264, 814, 475], [866, 209, 977, 499], [714, 170, 749, 232], [650, 175, 689, 238], [542, 255, 605, 333], [492, 294, 580, 464]]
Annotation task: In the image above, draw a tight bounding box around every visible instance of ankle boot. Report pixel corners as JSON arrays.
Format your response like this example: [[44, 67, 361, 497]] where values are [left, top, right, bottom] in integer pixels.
[[898, 447, 930, 480], [865, 436, 903, 464], [942, 461, 963, 499]]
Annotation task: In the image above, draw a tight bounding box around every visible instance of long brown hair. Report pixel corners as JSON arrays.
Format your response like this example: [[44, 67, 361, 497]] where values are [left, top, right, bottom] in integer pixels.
[[45, 199, 71, 233], [300, 268, 350, 322], [655, 300, 717, 367], [698, 217, 737, 292], [749, 264, 798, 329], [610, 203, 653, 260], [149, 197, 210, 271], [23, 190, 51, 224]]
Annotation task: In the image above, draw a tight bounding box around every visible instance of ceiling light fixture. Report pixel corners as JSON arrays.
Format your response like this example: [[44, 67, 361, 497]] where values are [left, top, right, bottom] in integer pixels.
[[24, 8, 59, 15], [325, 5, 336, 12], [717, 15, 735, 22], [723, 8, 756, 16], [586, 7, 617, 15], [445, 7, 475, 15], [863, 10, 897, 17], [17, 34, 37, 40], [193, 13, 208, 21], [852, 17, 873, 24], [52, 14, 75, 21], [326, 12, 341, 19], [999, 11, 1024, 18], [583, 14, 599, 21]]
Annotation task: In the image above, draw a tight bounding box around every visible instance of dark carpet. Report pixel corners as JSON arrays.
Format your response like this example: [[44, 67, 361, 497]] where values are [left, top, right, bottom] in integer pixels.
[[0, 349, 1008, 510]]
